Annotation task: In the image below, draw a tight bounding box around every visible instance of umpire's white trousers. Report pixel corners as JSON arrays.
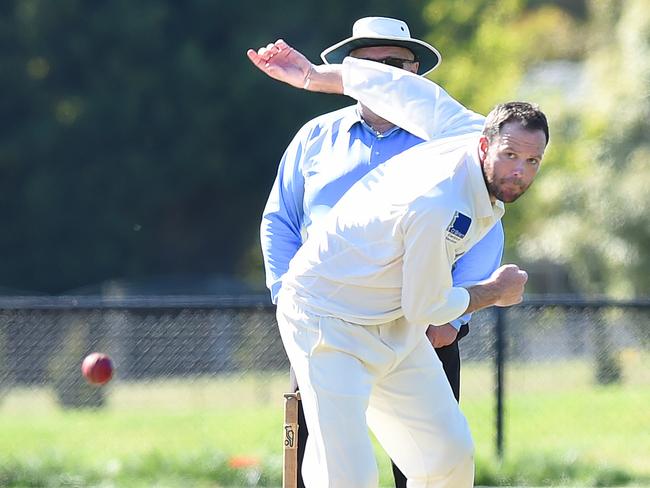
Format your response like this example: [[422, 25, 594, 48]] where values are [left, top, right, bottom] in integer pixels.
[[276, 291, 474, 488]]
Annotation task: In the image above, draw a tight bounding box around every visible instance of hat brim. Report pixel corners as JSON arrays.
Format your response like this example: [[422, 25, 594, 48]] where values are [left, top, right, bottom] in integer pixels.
[[320, 36, 441, 76]]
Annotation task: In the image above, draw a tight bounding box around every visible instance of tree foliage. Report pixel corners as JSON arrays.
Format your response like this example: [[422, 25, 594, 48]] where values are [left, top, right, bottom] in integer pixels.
[[513, 0, 650, 296], [0, 0, 429, 293], [0, 0, 647, 297], [422, 0, 584, 113]]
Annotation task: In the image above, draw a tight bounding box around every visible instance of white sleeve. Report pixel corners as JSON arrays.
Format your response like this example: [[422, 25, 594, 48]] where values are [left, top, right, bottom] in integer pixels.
[[400, 200, 470, 326], [341, 57, 485, 141]]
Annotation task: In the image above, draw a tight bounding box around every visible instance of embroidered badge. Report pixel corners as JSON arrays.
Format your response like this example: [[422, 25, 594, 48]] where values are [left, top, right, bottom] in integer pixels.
[[446, 211, 471, 243]]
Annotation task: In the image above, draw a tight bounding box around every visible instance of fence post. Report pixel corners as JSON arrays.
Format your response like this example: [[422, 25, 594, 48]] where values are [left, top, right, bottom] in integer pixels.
[[495, 306, 506, 460]]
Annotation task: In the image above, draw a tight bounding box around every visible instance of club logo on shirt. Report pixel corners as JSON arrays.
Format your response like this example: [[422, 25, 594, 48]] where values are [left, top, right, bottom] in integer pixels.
[[446, 211, 471, 243]]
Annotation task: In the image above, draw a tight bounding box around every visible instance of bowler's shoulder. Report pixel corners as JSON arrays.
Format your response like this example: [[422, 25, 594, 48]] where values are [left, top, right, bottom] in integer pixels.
[[389, 135, 474, 182]]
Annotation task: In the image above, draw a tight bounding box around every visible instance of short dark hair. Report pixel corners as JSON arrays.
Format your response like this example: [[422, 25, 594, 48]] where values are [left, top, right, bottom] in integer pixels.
[[482, 102, 549, 147]]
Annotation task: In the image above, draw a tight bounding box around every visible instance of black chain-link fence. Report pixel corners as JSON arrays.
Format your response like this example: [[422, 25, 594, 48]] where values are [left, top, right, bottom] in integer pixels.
[[0, 296, 285, 410], [0, 295, 648, 483], [459, 299, 650, 465]]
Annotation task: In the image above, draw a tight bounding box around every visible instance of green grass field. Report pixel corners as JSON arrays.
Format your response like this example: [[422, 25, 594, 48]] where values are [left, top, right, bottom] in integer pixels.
[[1, 358, 649, 487]]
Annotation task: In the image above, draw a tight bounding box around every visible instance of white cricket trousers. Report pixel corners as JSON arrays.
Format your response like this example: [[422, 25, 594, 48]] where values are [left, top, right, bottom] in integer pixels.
[[276, 292, 474, 488]]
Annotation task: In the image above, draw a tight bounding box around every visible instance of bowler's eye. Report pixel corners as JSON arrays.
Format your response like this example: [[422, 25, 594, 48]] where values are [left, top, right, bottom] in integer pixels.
[[527, 158, 540, 166], [506, 152, 517, 159]]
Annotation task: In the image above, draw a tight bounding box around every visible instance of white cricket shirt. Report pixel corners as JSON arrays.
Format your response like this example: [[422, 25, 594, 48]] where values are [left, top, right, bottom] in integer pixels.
[[281, 134, 505, 327]]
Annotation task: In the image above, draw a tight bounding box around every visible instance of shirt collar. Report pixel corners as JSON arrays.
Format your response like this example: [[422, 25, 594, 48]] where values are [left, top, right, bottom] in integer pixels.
[[340, 104, 403, 137], [467, 145, 505, 220], [338, 106, 363, 134]]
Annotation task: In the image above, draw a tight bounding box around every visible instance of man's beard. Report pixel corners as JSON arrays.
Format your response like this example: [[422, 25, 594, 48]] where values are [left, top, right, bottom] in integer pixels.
[[486, 176, 529, 203]]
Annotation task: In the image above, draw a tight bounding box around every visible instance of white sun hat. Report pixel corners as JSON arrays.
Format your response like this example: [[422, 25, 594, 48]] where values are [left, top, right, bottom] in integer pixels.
[[320, 17, 441, 76]]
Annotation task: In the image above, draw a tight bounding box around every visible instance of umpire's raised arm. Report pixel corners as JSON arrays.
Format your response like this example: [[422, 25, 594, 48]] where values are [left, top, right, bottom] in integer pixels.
[[246, 39, 484, 141]]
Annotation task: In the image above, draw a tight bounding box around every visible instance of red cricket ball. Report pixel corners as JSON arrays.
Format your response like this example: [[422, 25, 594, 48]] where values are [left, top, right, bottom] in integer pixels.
[[81, 352, 114, 385]]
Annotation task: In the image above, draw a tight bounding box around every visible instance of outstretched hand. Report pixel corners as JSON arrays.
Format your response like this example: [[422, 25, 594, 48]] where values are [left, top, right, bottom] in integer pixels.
[[246, 39, 313, 89]]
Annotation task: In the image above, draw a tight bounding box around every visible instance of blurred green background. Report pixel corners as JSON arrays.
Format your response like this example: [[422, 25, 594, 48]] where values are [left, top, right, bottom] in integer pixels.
[[2, 361, 649, 487], [2, 2, 649, 486], [2, 0, 648, 298]]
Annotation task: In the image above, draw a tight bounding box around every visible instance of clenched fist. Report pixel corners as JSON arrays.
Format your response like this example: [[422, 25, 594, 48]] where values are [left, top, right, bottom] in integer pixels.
[[490, 264, 528, 307]]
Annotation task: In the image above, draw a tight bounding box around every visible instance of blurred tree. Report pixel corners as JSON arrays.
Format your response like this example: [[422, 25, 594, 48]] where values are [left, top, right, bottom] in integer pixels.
[[514, 0, 650, 297], [0, 0, 430, 294], [529, 0, 588, 19], [1, 0, 646, 298], [420, 0, 588, 294], [422, 0, 584, 113]]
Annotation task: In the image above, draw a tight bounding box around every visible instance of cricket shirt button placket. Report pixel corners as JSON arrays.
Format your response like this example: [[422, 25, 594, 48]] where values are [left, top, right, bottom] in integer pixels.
[[370, 137, 383, 163]]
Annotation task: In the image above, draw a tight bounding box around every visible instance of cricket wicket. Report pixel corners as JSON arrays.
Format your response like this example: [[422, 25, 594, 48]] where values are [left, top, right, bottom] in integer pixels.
[[283, 390, 300, 488]]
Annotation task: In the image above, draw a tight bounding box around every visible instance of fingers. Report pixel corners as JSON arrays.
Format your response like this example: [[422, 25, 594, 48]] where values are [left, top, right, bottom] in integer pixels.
[[497, 263, 528, 284], [258, 43, 276, 57], [251, 40, 285, 60], [247, 40, 284, 72], [246, 40, 292, 73], [246, 39, 310, 88], [246, 48, 260, 63], [246, 48, 269, 71], [425, 324, 458, 348], [520, 270, 528, 283], [491, 263, 529, 308]]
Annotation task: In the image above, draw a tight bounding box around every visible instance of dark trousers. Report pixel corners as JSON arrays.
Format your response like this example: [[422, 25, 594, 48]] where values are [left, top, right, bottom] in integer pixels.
[[295, 323, 470, 488]]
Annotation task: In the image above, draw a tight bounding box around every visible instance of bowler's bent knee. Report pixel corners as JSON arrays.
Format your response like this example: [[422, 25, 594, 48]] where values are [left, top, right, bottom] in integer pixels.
[[407, 424, 474, 487], [414, 452, 474, 488]]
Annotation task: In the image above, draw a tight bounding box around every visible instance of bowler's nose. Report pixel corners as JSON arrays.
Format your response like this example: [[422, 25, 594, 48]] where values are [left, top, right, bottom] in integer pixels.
[[510, 159, 525, 177]]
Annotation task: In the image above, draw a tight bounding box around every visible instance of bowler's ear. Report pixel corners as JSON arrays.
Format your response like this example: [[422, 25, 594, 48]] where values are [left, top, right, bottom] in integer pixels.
[[478, 135, 489, 163]]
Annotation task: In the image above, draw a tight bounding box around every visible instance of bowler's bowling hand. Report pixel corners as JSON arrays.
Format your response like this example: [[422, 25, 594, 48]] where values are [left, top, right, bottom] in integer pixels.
[[490, 264, 528, 307], [247, 39, 313, 89], [426, 323, 458, 348]]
